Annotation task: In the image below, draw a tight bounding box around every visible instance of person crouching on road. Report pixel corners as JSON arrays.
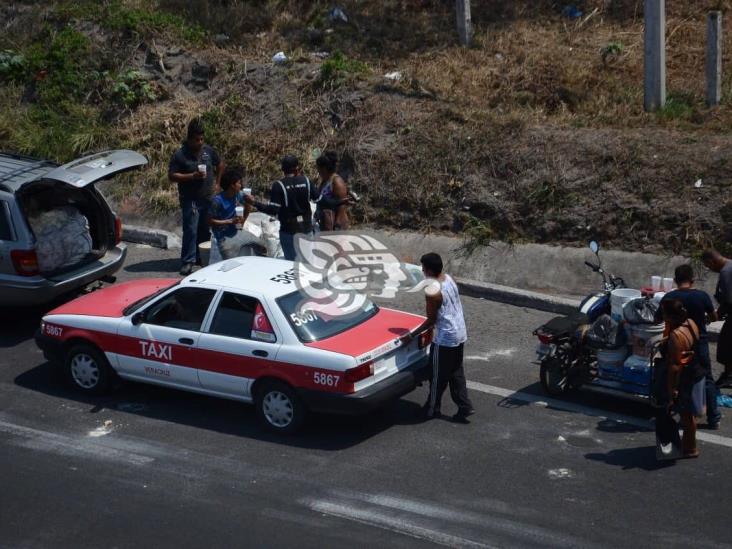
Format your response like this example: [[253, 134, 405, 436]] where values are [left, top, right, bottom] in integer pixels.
[[402, 253, 475, 423], [701, 249, 732, 388], [245, 155, 316, 261], [661, 299, 705, 459], [168, 118, 225, 275], [208, 168, 253, 260]]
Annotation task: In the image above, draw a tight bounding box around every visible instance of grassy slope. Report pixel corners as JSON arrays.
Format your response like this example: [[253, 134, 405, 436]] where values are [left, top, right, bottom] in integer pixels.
[[1, 0, 731, 255]]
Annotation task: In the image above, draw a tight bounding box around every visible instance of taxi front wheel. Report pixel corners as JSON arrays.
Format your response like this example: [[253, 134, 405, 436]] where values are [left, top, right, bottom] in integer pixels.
[[255, 380, 306, 434], [65, 343, 115, 395]]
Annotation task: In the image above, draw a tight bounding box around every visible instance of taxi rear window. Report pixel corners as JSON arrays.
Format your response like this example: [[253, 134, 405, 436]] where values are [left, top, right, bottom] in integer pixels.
[[277, 289, 378, 342]]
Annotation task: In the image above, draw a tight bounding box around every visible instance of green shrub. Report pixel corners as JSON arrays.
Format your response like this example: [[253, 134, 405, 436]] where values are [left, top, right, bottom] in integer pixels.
[[110, 70, 158, 108], [319, 51, 368, 87], [0, 50, 27, 83]]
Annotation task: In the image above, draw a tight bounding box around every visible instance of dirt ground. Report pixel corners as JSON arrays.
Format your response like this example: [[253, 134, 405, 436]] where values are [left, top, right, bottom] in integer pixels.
[[2, 1, 732, 255]]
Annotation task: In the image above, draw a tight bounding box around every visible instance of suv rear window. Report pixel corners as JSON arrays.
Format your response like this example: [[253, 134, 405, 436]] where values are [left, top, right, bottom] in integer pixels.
[[277, 290, 378, 342]]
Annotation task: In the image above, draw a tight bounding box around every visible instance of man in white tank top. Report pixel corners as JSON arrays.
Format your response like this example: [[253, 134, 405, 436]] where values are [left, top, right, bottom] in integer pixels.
[[403, 253, 474, 422]]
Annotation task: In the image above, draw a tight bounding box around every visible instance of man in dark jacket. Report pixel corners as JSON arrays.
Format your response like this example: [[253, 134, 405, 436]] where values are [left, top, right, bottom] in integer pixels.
[[169, 118, 225, 275], [702, 249, 732, 388], [245, 155, 316, 260]]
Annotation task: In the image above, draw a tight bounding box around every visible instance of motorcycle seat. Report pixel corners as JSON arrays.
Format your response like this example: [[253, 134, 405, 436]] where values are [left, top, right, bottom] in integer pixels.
[[540, 311, 590, 337]]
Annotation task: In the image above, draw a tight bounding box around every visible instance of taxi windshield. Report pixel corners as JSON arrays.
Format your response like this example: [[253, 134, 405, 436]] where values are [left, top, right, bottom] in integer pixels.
[[277, 290, 378, 342]]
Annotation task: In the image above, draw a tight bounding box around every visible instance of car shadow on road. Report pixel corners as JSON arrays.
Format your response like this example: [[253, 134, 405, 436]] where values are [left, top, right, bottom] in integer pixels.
[[584, 447, 676, 471], [124, 258, 181, 274], [0, 306, 49, 348], [14, 360, 426, 451]]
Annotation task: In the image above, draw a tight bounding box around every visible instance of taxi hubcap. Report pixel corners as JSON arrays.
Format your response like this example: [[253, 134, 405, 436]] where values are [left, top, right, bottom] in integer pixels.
[[262, 390, 294, 428], [70, 353, 100, 389]]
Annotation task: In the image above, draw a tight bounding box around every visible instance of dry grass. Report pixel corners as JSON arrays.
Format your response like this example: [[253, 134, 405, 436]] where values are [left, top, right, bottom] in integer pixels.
[[3, 0, 732, 254]]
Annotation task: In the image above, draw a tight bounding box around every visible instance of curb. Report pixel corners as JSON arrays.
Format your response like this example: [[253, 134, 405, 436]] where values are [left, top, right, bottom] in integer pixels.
[[120, 225, 722, 343], [122, 225, 181, 250]]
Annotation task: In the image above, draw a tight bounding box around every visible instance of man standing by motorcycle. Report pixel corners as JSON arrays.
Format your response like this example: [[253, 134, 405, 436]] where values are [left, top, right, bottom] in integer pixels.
[[658, 264, 720, 429], [702, 249, 732, 388]]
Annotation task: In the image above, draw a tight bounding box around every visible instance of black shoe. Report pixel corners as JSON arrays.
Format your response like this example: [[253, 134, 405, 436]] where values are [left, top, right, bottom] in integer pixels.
[[421, 403, 442, 420], [459, 407, 476, 417], [179, 263, 193, 276], [706, 422, 720, 431], [452, 413, 471, 424]]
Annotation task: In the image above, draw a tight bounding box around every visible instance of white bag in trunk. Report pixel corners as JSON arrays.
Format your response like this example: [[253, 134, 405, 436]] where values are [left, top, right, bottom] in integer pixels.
[[29, 206, 93, 272]]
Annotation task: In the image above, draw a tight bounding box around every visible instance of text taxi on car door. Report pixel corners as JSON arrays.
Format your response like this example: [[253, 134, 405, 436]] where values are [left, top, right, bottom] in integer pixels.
[[35, 256, 432, 433]]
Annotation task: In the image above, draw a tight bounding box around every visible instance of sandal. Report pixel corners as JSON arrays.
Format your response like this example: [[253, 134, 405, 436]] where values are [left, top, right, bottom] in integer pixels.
[[681, 449, 700, 459]]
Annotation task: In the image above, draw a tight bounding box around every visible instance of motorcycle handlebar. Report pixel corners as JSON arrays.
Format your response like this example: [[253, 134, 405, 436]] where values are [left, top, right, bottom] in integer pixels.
[[584, 261, 597, 271]]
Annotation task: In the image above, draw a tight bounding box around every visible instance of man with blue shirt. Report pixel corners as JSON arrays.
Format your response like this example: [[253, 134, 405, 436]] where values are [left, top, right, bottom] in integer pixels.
[[169, 118, 225, 275], [659, 264, 720, 429], [208, 168, 253, 259]]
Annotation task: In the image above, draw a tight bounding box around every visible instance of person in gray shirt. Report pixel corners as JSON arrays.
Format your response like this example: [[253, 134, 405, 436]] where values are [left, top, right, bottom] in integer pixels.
[[702, 249, 732, 387]]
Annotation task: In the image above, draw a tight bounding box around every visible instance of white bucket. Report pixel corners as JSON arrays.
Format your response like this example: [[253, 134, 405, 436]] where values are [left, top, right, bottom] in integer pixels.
[[630, 323, 664, 358], [610, 288, 641, 321], [597, 347, 629, 381]]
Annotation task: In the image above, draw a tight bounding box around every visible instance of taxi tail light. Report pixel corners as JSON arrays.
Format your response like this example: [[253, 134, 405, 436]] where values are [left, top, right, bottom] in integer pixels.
[[251, 303, 276, 342], [11, 249, 40, 276], [418, 330, 432, 349], [114, 215, 122, 245], [345, 362, 374, 383]]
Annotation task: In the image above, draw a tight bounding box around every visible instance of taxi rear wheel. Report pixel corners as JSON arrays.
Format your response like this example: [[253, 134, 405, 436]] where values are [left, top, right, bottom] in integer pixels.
[[65, 343, 115, 395], [254, 380, 306, 434]]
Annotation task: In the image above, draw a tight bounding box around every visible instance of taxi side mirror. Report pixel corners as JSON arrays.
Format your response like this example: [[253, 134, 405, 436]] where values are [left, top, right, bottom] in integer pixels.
[[131, 312, 144, 326]]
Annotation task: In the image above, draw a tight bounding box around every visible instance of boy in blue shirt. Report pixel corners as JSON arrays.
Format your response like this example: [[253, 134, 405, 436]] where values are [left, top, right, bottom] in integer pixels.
[[208, 168, 253, 259]]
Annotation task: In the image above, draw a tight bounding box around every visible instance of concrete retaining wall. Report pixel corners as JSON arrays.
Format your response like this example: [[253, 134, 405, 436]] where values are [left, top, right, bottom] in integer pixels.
[[379, 231, 716, 298]]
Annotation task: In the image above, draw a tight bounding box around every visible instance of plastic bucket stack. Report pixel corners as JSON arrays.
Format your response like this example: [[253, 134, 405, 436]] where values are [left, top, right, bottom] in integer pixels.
[[597, 347, 628, 381], [629, 323, 664, 358], [610, 289, 642, 322]]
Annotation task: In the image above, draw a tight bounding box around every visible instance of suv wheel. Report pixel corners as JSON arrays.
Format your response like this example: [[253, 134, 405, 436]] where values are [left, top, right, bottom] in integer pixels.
[[66, 343, 115, 395], [255, 380, 306, 434]]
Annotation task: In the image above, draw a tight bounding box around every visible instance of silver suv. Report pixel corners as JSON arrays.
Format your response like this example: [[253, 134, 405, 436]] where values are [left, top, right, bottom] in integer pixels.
[[0, 149, 147, 306]]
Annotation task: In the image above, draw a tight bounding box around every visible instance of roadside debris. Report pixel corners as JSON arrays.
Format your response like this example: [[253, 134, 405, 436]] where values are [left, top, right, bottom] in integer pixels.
[[384, 71, 402, 81], [272, 51, 288, 65], [329, 6, 349, 24]]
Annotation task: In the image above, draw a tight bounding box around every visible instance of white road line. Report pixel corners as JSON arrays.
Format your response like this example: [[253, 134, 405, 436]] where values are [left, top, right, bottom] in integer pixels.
[[466, 380, 732, 450], [305, 499, 494, 549], [465, 349, 516, 362]]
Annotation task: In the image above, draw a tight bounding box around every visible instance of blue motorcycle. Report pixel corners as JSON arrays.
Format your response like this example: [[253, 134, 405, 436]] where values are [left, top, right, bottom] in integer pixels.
[[533, 241, 626, 395]]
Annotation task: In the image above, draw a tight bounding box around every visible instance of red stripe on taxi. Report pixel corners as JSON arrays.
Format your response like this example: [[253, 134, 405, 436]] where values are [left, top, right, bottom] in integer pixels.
[[56, 327, 354, 394]]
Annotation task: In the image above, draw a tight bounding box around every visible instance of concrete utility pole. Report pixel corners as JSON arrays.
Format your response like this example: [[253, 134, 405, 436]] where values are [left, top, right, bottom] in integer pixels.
[[643, 0, 666, 112], [456, 0, 472, 47], [706, 11, 723, 106]]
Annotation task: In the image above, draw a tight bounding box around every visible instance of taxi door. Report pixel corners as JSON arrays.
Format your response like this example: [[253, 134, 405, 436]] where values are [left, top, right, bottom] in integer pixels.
[[196, 291, 281, 400], [116, 286, 217, 388]]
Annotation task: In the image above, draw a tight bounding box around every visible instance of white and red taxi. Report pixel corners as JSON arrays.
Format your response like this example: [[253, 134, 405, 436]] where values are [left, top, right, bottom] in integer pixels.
[[35, 256, 431, 433]]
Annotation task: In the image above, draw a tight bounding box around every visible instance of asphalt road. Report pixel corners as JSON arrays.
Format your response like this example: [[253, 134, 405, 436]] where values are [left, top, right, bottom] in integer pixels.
[[2, 244, 732, 548]]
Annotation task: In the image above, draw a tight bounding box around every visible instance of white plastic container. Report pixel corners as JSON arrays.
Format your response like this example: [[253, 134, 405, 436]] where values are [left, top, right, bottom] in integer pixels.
[[662, 277, 674, 292], [651, 275, 662, 292], [597, 347, 629, 381], [630, 323, 664, 358], [610, 288, 642, 321]]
